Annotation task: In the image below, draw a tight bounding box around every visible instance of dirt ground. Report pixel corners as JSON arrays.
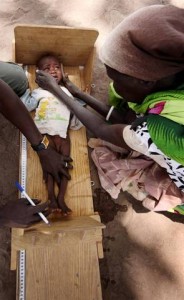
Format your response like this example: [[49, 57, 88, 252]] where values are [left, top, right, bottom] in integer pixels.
[[0, 0, 184, 299]]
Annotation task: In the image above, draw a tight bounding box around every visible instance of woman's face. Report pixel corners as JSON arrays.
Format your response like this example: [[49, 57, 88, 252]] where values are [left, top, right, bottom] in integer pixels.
[[105, 65, 155, 103]]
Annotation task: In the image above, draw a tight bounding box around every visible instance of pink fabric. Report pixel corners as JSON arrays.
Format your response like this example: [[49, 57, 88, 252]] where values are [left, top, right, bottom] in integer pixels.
[[148, 101, 165, 114], [90, 140, 184, 211]]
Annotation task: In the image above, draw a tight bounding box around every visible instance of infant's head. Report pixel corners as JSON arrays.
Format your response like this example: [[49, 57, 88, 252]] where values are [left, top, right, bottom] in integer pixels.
[[37, 54, 62, 84]]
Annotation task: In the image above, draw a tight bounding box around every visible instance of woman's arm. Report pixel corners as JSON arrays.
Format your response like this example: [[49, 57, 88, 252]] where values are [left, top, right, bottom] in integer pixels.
[[0, 79, 43, 145], [36, 71, 131, 149], [74, 91, 136, 124], [61, 71, 135, 124], [75, 91, 126, 123], [0, 79, 72, 182]]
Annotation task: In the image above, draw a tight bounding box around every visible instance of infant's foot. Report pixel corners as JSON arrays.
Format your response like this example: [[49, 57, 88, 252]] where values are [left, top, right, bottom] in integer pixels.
[[49, 198, 61, 213], [57, 198, 72, 216]]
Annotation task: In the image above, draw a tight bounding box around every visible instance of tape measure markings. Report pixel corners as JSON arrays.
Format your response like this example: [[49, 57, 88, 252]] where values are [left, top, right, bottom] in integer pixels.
[[18, 249, 26, 300], [20, 134, 27, 197], [20, 66, 28, 196], [18, 67, 28, 300]]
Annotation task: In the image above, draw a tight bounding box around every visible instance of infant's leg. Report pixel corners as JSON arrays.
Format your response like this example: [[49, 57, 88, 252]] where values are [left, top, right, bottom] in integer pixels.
[[57, 135, 72, 215], [47, 173, 59, 212], [57, 176, 72, 215]]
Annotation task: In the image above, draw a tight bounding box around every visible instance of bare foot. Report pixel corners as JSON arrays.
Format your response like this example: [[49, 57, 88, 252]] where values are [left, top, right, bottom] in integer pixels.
[[49, 197, 61, 213], [57, 198, 72, 216]]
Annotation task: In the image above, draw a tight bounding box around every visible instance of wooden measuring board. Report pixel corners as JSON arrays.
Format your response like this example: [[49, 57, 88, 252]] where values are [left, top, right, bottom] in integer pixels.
[[11, 25, 104, 300], [23, 65, 95, 216], [16, 241, 102, 300], [12, 215, 105, 272]]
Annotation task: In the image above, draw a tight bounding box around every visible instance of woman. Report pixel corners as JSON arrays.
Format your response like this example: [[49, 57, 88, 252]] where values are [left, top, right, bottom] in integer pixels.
[[35, 5, 184, 212]]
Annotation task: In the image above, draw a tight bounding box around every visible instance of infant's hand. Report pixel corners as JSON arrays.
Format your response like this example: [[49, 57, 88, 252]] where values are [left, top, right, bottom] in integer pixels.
[[35, 70, 58, 92]]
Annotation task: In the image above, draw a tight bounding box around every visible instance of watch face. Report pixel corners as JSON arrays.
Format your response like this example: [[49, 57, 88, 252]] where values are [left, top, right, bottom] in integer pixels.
[[42, 135, 49, 148]]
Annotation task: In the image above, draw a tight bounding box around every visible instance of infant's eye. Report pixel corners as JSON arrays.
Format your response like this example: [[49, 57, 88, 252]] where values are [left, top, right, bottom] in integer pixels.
[[54, 66, 60, 70], [43, 67, 49, 72]]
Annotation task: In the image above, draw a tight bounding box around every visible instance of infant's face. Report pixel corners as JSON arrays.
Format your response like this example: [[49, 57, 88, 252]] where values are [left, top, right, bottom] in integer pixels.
[[38, 56, 62, 84]]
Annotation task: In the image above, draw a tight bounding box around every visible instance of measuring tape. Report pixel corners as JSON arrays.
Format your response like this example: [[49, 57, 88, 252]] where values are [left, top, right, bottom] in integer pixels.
[[20, 134, 27, 196], [20, 66, 29, 195], [17, 69, 28, 299], [17, 249, 26, 300], [18, 132, 27, 299]]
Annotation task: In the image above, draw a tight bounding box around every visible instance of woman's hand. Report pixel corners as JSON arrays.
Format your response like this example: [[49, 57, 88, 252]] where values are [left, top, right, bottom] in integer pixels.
[[61, 66, 82, 97], [35, 70, 58, 92], [35, 68, 82, 97], [0, 198, 49, 228], [37, 146, 73, 183]]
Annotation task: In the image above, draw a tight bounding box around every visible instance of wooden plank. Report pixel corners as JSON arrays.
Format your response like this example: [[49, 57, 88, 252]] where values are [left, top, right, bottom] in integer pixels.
[[83, 48, 96, 92], [90, 214, 104, 259], [19, 215, 105, 234], [18, 241, 102, 300], [11, 216, 105, 270], [14, 25, 99, 65]]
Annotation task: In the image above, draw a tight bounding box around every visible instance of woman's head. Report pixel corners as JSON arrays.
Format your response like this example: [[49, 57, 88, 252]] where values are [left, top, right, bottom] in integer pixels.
[[106, 65, 184, 103], [36, 53, 62, 84], [100, 5, 184, 102]]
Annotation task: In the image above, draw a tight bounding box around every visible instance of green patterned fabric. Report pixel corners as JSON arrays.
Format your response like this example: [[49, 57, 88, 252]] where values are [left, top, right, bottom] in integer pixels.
[[128, 90, 184, 124], [128, 90, 184, 165], [168, 204, 184, 215], [147, 114, 184, 165], [108, 82, 126, 112]]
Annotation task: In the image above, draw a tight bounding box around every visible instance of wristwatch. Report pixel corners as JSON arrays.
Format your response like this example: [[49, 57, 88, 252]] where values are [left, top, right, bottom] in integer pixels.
[[31, 135, 49, 151]]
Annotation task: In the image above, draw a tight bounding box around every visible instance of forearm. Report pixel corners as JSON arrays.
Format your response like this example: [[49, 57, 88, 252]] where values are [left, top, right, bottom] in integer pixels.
[[75, 90, 125, 123], [51, 85, 129, 148], [75, 90, 110, 116], [0, 80, 42, 145]]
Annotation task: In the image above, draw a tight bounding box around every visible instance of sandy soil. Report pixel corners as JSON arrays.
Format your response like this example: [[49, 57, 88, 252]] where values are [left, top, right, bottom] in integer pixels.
[[0, 0, 184, 299]]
